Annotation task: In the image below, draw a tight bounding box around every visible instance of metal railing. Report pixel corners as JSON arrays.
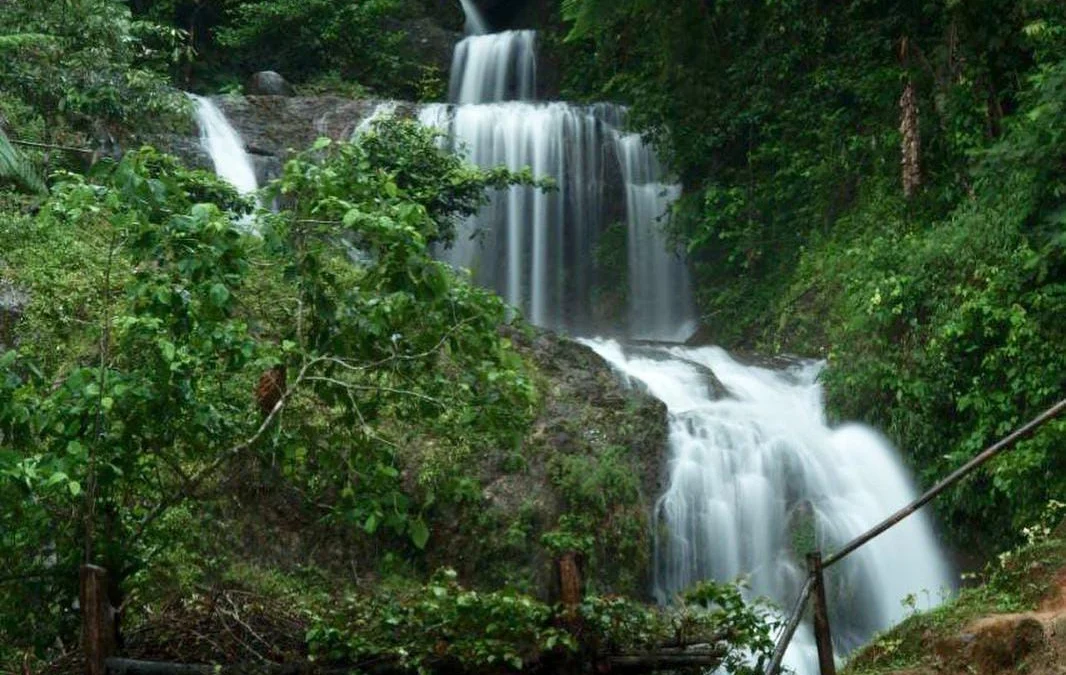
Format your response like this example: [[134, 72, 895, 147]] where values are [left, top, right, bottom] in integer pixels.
[[763, 398, 1066, 675]]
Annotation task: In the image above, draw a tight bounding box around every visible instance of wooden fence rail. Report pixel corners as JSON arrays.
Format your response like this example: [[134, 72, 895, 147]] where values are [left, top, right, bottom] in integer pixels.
[[763, 397, 1066, 675]]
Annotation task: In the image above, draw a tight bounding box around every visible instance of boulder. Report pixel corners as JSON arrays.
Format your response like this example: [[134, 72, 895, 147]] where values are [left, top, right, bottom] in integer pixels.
[[245, 71, 295, 97]]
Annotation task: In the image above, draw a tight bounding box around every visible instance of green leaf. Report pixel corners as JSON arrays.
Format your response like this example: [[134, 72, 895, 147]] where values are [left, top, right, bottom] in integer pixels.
[[409, 518, 429, 549], [364, 513, 380, 534], [0, 126, 47, 195], [209, 283, 231, 307]]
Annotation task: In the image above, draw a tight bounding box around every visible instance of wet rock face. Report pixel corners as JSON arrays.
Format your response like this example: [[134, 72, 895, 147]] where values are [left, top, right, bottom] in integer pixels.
[[471, 0, 543, 29], [245, 71, 295, 97], [168, 96, 406, 186]]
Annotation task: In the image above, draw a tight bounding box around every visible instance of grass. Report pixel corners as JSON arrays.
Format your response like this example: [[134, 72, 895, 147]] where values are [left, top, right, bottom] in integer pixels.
[[843, 536, 1066, 674]]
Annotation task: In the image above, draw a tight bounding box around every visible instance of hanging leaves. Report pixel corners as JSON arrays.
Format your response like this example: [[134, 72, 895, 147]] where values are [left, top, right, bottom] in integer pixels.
[[0, 127, 47, 195]]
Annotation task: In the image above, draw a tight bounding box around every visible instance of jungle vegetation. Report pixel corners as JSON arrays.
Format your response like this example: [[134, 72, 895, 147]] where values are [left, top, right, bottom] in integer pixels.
[[1, 0, 1064, 671]]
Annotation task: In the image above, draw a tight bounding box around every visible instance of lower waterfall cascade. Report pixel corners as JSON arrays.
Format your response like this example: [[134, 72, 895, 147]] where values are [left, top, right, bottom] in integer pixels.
[[580, 340, 954, 672], [188, 6, 956, 672]]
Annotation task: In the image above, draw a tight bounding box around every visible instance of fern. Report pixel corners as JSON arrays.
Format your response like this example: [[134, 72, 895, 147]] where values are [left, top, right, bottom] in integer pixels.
[[0, 128, 48, 195]]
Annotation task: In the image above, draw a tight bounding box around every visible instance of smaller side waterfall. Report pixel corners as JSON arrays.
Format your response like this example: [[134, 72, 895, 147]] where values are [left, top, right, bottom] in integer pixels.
[[449, 31, 536, 104], [189, 94, 259, 196], [353, 101, 400, 137]]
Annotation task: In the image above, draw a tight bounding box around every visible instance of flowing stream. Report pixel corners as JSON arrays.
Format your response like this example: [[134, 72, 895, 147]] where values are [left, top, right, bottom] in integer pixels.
[[190, 3, 955, 669]]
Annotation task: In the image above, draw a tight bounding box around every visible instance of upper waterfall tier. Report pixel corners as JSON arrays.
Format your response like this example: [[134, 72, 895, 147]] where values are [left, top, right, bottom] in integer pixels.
[[459, 0, 489, 35], [449, 31, 536, 104], [420, 102, 694, 339]]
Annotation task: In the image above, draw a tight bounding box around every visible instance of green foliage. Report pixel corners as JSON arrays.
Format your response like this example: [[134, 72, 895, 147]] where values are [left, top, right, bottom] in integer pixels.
[[546, 446, 650, 593], [308, 569, 776, 674], [0, 119, 540, 663], [590, 222, 628, 327], [0, 127, 47, 195], [808, 41, 1066, 547], [0, 0, 188, 140], [213, 0, 423, 97], [307, 568, 575, 672]]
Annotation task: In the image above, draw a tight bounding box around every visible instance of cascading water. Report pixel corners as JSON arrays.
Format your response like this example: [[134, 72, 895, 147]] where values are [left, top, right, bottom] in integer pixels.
[[189, 94, 259, 196], [353, 101, 400, 137], [580, 339, 954, 672], [425, 27, 693, 339], [459, 0, 489, 35], [184, 6, 954, 669], [616, 136, 696, 341], [449, 31, 537, 104]]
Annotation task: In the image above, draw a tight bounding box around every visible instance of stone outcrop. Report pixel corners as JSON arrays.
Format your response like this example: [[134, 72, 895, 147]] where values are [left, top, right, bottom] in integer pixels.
[[244, 71, 295, 97], [425, 326, 669, 600]]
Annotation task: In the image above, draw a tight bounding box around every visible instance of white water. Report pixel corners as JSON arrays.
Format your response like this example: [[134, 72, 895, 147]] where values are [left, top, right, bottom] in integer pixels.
[[189, 94, 259, 197], [426, 28, 694, 339], [581, 339, 954, 671], [459, 0, 489, 35], [616, 135, 695, 341], [449, 31, 537, 104]]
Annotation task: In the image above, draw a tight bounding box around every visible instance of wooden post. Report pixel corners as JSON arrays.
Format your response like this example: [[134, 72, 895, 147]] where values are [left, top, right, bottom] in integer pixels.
[[81, 565, 116, 675], [807, 552, 836, 675]]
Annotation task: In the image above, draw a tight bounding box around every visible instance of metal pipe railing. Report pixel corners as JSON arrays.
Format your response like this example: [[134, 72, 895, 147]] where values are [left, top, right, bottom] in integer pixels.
[[763, 398, 1066, 675], [763, 574, 815, 675], [823, 398, 1066, 568]]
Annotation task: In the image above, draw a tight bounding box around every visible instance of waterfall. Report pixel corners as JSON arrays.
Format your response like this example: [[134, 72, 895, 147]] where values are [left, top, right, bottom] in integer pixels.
[[459, 0, 489, 36], [615, 134, 695, 340], [449, 31, 537, 104], [427, 26, 693, 339], [581, 339, 954, 672], [353, 101, 400, 137], [189, 94, 259, 197], [421, 101, 617, 331]]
